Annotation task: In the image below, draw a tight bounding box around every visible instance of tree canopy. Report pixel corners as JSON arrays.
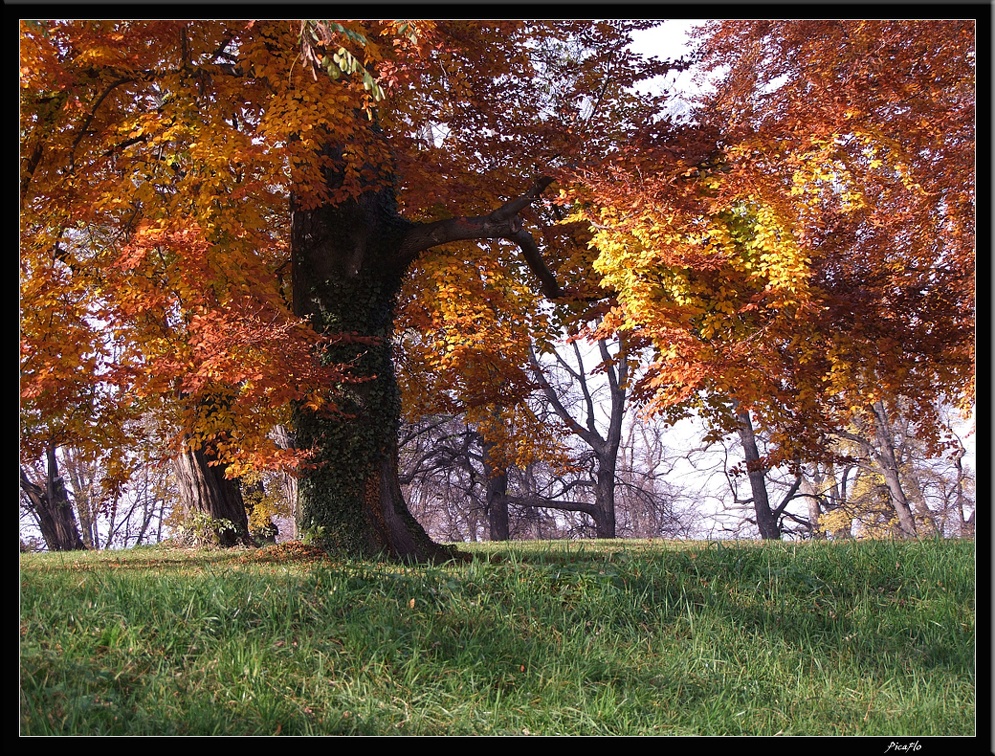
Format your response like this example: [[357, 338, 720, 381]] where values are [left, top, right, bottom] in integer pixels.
[[579, 19, 975, 460], [20, 19, 975, 554]]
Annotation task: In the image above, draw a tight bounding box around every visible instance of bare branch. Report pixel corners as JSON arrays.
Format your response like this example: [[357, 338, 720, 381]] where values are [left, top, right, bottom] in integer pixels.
[[772, 475, 803, 517], [528, 344, 605, 453], [505, 495, 598, 517]]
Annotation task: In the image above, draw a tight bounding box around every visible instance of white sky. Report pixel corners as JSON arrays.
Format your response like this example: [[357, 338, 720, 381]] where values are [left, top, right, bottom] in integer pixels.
[[629, 20, 708, 119]]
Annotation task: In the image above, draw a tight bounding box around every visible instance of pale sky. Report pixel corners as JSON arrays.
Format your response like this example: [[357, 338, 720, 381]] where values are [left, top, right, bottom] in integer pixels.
[[629, 20, 708, 120]]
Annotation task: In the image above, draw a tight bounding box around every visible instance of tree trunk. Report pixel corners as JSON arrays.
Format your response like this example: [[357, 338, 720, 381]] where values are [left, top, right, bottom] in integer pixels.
[[291, 179, 456, 562], [272, 424, 299, 540], [802, 467, 823, 539], [952, 446, 973, 538], [172, 444, 254, 547], [735, 407, 782, 540], [19, 447, 85, 551], [869, 401, 918, 538], [594, 466, 617, 538], [482, 437, 510, 541]]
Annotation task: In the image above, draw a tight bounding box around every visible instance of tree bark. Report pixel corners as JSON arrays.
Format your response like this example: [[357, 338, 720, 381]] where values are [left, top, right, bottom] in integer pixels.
[[290, 149, 559, 561], [272, 424, 299, 540], [291, 180, 449, 561], [172, 444, 254, 547], [735, 407, 782, 540], [19, 447, 86, 551]]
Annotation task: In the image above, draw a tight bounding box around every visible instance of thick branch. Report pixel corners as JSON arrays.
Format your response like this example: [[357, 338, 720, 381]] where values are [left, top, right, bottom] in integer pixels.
[[505, 494, 598, 517], [68, 76, 139, 172], [504, 228, 563, 300], [396, 177, 564, 299], [490, 176, 555, 220]]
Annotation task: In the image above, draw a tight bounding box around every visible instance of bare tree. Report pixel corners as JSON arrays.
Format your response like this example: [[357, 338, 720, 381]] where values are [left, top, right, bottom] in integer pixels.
[[525, 331, 629, 538]]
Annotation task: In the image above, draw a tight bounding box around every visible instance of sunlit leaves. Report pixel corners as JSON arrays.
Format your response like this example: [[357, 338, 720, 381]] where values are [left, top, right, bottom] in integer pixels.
[[397, 241, 542, 416], [573, 20, 975, 466]]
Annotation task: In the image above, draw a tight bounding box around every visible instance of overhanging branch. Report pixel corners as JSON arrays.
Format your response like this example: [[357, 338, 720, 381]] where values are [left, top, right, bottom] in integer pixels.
[[396, 176, 564, 299]]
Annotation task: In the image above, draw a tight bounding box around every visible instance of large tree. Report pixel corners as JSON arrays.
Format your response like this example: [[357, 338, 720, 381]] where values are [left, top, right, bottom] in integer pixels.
[[20, 20, 670, 558]]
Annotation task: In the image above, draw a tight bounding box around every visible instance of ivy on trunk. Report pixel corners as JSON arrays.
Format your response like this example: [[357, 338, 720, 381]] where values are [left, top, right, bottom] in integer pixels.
[[291, 151, 561, 560]]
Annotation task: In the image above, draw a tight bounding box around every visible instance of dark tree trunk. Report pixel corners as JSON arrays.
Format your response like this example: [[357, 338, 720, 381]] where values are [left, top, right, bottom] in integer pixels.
[[172, 444, 254, 547], [290, 146, 558, 561], [291, 180, 456, 562], [594, 466, 617, 539], [482, 437, 510, 541], [19, 447, 85, 551], [735, 408, 782, 540]]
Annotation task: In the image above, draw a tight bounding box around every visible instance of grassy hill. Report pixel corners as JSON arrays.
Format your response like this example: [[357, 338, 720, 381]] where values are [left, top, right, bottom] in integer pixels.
[[19, 538, 975, 736]]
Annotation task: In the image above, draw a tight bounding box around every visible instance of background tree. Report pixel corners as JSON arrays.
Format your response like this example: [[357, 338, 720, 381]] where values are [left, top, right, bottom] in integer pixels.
[[19, 450, 85, 552], [400, 331, 696, 542], [524, 330, 629, 538], [569, 20, 975, 538]]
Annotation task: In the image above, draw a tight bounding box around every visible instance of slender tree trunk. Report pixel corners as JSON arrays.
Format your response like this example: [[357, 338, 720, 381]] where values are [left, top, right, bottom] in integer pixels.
[[869, 401, 918, 538], [172, 444, 254, 547], [482, 437, 510, 541], [735, 407, 782, 540], [905, 470, 939, 535], [19, 447, 85, 551], [801, 469, 823, 539], [527, 334, 626, 540], [963, 508, 975, 539], [952, 447, 973, 538], [827, 464, 854, 539], [594, 336, 625, 539], [272, 424, 299, 540], [131, 466, 158, 546]]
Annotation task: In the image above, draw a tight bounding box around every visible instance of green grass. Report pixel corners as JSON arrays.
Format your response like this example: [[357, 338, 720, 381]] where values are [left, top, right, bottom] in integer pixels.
[[19, 538, 975, 735]]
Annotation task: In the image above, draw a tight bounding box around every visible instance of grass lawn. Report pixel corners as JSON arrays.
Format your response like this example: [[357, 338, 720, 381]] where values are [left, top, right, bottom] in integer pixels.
[[19, 538, 975, 736]]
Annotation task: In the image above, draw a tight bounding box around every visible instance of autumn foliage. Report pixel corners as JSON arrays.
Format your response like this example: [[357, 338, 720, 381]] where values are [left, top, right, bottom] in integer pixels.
[[20, 19, 975, 550], [572, 20, 975, 467], [19, 21, 451, 480]]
